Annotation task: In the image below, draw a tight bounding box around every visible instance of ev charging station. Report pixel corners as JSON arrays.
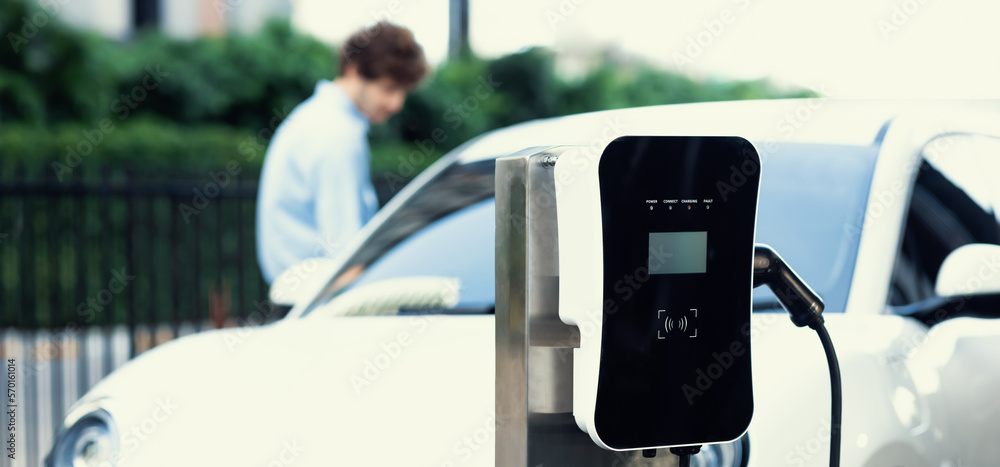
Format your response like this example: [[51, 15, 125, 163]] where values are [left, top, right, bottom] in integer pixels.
[[495, 136, 839, 466]]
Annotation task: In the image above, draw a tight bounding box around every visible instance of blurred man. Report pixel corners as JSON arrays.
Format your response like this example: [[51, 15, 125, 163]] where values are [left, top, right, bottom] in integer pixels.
[[256, 21, 428, 284]]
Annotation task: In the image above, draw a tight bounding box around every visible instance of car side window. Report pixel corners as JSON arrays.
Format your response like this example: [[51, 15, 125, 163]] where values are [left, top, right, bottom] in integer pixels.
[[889, 135, 1000, 306], [924, 135, 999, 217]]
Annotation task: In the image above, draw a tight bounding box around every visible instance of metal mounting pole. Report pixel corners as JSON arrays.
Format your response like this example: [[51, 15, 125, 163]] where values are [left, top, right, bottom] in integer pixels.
[[495, 147, 675, 466]]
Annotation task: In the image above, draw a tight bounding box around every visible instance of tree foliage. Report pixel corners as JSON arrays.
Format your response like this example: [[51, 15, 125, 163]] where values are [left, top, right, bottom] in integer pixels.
[[1, 0, 814, 175]]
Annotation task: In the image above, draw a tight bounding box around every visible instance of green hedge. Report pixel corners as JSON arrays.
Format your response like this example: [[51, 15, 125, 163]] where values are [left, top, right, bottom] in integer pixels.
[[0, 119, 440, 187], [1, 120, 246, 181]]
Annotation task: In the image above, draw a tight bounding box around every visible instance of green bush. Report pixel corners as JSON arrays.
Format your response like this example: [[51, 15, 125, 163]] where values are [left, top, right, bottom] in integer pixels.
[[96, 20, 334, 129], [1, 0, 816, 183], [0, 0, 112, 124], [1, 0, 333, 130]]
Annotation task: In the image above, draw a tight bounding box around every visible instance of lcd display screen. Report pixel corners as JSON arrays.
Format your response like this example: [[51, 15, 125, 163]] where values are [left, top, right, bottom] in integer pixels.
[[648, 231, 707, 274]]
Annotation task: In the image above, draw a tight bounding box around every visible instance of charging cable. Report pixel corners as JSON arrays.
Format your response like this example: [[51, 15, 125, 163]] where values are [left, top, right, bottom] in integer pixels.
[[753, 244, 842, 467]]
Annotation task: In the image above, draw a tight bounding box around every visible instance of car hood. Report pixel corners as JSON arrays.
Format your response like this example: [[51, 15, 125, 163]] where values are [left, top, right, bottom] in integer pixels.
[[79, 315, 496, 467], [73, 313, 940, 466]]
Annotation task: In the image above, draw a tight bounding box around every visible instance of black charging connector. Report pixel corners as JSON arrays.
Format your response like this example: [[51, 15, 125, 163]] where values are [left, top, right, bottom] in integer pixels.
[[752, 245, 825, 329], [670, 445, 701, 467], [753, 244, 842, 467]]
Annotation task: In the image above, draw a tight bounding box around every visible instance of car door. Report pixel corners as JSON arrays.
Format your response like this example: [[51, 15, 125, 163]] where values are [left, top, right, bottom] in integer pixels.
[[889, 134, 1000, 465]]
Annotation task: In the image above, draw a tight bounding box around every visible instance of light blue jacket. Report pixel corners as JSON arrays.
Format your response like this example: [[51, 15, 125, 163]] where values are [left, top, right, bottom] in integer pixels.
[[256, 80, 379, 283]]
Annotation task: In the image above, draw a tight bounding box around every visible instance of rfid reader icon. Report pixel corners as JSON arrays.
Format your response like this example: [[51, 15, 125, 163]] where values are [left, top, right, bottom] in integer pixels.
[[657, 308, 698, 339]]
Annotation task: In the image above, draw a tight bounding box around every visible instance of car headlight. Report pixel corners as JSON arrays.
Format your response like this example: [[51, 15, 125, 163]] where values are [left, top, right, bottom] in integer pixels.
[[46, 401, 120, 467]]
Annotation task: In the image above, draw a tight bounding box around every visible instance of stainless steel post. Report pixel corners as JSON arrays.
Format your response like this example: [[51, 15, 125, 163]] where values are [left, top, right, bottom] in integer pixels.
[[495, 148, 677, 467]]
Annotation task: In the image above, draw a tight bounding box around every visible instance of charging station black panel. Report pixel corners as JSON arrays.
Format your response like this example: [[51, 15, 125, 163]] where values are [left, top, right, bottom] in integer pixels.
[[594, 136, 759, 449]]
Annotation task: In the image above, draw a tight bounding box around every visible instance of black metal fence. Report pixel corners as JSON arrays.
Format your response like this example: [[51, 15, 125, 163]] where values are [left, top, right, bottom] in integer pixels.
[[0, 161, 282, 464], [0, 163, 272, 353], [0, 161, 405, 465]]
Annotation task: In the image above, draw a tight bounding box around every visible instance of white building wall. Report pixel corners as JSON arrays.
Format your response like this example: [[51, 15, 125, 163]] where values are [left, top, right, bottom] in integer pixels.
[[161, 0, 202, 38], [42, 0, 131, 39], [36, 0, 289, 39]]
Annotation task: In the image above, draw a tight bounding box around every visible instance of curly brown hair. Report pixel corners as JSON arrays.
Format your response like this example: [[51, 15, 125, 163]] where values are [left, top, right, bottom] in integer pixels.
[[338, 22, 429, 90]]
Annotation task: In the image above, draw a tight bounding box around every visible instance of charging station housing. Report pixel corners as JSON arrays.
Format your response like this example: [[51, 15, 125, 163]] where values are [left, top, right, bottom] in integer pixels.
[[556, 136, 761, 451]]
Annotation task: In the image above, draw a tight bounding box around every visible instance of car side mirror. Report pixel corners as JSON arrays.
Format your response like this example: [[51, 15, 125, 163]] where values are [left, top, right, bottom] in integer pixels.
[[895, 244, 1000, 325], [935, 243, 1000, 297]]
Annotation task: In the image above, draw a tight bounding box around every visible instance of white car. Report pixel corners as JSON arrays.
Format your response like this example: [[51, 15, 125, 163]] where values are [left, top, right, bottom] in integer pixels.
[[47, 100, 1000, 466]]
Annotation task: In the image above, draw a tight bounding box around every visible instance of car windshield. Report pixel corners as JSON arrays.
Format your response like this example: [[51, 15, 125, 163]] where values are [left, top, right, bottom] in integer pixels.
[[305, 142, 877, 316], [751, 143, 877, 313]]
